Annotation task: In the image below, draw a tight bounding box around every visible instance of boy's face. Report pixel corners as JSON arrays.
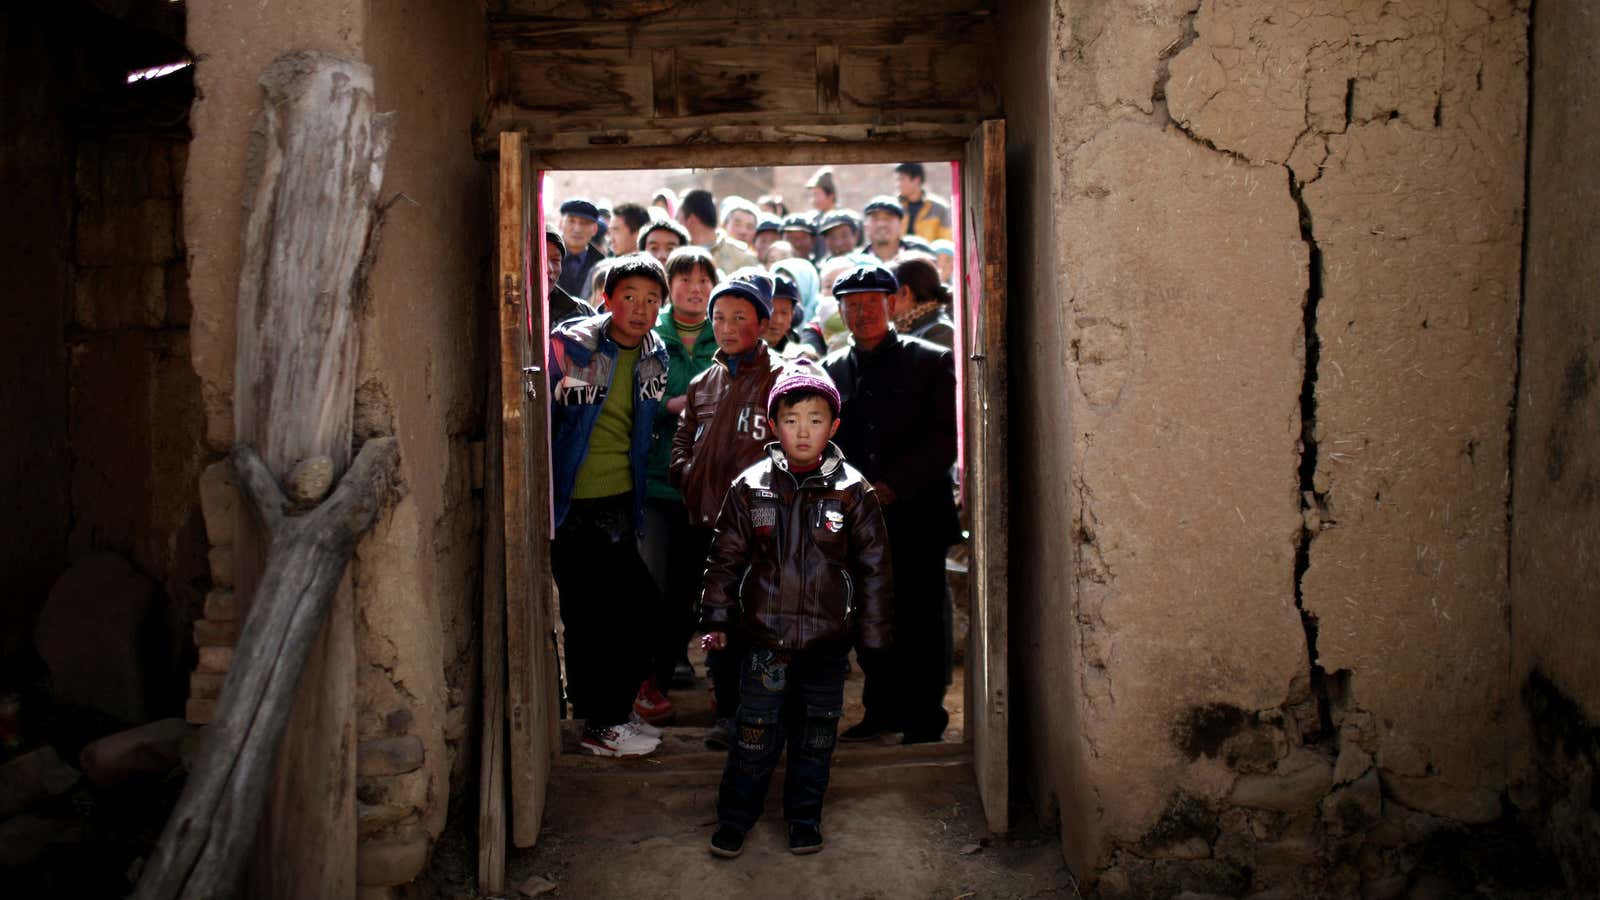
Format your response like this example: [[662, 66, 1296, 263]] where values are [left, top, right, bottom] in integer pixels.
[[604, 275, 665, 347], [763, 296, 795, 343], [669, 267, 713, 321], [643, 230, 682, 265], [822, 225, 856, 258], [775, 395, 839, 468], [608, 219, 638, 255], [753, 230, 778, 259], [783, 229, 815, 258], [724, 210, 758, 245], [712, 295, 763, 356], [840, 290, 891, 349]]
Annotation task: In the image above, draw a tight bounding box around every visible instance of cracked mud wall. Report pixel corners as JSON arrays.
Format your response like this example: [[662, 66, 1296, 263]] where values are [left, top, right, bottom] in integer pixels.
[[1509, 1, 1600, 883], [185, 0, 488, 890], [1032, 0, 1529, 886]]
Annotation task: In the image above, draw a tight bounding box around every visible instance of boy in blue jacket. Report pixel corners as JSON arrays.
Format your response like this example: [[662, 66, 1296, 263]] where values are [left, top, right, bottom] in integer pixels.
[[548, 253, 671, 757]]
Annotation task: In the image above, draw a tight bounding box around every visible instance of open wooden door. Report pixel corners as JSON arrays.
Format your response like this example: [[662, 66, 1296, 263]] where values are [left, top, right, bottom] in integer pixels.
[[487, 132, 558, 864], [960, 119, 1010, 835]]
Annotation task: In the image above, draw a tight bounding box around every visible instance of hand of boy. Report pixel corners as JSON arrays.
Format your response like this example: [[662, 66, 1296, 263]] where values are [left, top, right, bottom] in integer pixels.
[[700, 632, 727, 651]]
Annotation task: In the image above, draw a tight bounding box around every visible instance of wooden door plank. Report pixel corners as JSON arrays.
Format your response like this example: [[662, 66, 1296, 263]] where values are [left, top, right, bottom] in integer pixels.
[[478, 302, 508, 890], [962, 118, 1009, 836]]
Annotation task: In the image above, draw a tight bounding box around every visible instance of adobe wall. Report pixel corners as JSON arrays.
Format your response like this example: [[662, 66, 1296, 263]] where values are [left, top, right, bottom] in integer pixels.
[[1509, 1, 1600, 884], [1023, 0, 1530, 893], [184, 0, 488, 891]]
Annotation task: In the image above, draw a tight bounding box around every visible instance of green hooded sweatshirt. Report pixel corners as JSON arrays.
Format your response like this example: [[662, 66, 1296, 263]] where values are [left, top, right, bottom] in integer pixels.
[[646, 306, 719, 501]]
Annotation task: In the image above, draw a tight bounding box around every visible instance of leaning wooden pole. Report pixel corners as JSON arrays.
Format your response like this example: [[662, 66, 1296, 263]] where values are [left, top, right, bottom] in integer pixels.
[[137, 51, 394, 900]]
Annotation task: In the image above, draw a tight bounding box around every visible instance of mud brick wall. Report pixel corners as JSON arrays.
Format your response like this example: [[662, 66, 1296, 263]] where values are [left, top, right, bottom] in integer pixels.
[[1509, 1, 1600, 886], [1007, 0, 1531, 892], [184, 0, 488, 891]]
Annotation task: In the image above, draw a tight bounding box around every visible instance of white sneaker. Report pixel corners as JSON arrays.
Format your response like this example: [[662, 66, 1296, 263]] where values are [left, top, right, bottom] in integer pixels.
[[628, 711, 664, 739], [581, 722, 660, 758]]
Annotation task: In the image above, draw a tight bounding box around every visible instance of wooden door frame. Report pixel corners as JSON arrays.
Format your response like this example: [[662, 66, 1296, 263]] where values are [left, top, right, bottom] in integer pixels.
[[484, 126, 1011, 883]]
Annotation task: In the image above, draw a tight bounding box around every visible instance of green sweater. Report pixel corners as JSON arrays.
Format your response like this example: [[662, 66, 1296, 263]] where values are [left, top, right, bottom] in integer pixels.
[[647, 307, 719, 501]]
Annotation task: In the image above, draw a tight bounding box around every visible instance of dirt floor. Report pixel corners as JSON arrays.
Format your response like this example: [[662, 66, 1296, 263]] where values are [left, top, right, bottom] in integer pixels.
[[412, 637, 1075, 899]]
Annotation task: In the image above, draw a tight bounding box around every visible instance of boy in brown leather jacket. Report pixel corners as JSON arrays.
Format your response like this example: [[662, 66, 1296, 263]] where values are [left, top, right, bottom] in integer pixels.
[[700, 359, 893, 858]]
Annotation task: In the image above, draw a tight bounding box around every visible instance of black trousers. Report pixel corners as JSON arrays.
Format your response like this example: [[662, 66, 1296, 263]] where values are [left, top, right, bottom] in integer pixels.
[[859, 508, 951, 739], [551, 493, 656, 729], [650, 514, 712, 692]]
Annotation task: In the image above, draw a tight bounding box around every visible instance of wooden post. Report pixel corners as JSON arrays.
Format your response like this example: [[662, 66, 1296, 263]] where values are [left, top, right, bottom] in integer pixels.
[[136, 50, 394, 900]]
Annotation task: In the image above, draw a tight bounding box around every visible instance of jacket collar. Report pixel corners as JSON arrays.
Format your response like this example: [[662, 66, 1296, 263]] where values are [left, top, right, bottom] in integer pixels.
[[555, 311, 669, 368], [713, 340, 773, 376], [766, 441, 846, 487]]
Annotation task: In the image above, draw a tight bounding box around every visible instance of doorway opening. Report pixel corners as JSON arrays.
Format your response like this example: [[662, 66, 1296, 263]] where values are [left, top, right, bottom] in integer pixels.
[[486, 128, 1008, 855]]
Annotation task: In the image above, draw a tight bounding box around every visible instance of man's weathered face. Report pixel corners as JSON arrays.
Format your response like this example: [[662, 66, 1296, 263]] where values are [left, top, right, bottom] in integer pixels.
[[608, 219, 638, 255], [643, 230, 682, 265], [764, 296, 796, 343], [821, 225, 856, 258], [754, 231, 778, 260], [840, 290, 891, 347], [865, 210, 902, 245], [724, 210, 758, 245], [896, 172, 922, 200], [783, 229, 815, 259], [560, 214, 597, 254], [544, 240, 561, 291]]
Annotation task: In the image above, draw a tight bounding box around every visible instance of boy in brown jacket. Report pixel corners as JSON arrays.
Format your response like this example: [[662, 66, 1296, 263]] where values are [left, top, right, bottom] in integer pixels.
[[700, 360, 894, 858]]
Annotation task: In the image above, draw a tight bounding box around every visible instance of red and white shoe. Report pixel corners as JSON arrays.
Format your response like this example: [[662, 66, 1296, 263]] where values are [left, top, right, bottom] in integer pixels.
[[632, 679, 676, 725], [580, 722, 660, 758]]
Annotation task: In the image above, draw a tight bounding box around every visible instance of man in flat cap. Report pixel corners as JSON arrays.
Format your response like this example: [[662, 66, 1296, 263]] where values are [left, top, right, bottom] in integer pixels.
[[557, 198, 608, 300], [861, 196, 917, 264]]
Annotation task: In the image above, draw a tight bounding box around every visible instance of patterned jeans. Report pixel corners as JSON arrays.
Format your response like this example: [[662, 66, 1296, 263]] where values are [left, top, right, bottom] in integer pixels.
[[715, 645, 849, 831]]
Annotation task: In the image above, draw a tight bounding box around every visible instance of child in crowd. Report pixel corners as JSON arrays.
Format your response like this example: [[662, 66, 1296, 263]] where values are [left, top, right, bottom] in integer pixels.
[[670, 269, 788, 750], [700, 359, 893, 858], [547, 253, 672, 758], [636, 246, 722, 725]]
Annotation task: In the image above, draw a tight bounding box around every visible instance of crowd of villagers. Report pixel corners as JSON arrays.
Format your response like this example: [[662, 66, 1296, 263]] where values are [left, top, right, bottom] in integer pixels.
[[541, 163, 962, 857]]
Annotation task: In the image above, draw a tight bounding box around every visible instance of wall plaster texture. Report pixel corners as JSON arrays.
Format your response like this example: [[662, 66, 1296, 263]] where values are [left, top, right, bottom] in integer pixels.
[[185, 0, 487, 887], [1022, 0, 1530, 884]]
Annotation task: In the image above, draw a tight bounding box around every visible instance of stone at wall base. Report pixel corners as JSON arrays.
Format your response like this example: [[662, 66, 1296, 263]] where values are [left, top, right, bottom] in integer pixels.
[[357, 836, 430, 887]]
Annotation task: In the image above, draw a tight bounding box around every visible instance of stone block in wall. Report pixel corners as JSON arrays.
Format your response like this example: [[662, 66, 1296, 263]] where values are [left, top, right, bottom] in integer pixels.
[[35, 552, 156, 722], [208, 546, 234, 588], [196, 645, 233, 673], [358, 736, 425, 776], [189, 671, 224, 700], [356, 835, 430, 887], [185, 697, 215, 725], [192, 618, 237, 647], [198, 460, 237, 546], [203, 588, 235, 620]]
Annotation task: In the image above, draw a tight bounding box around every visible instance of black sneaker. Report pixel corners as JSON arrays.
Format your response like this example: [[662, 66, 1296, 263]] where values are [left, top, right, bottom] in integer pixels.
[[840, 717, 894, 743], [710, 825, 745, 858], [788, 823, 823, 855]]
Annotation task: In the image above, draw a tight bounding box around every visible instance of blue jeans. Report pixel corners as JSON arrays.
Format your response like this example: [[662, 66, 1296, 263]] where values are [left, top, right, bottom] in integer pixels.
[[716, 645, 849, 831]]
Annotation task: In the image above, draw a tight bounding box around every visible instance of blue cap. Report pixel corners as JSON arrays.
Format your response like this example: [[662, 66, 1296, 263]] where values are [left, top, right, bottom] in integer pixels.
[[780, 213, 817, 236], [708, 268, 774, 321], [831, 264, 899, 297], [559, 198, 600, 221], [931, 238, 956, 257], [755, 214, 782, 235], [772, 271, 799, 303], [818, 209, 858, 234], [863, 195, 904, 218]]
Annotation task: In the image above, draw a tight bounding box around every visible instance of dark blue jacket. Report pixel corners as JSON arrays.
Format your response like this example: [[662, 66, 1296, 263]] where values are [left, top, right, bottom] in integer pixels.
[[548, 313, 670, 533]]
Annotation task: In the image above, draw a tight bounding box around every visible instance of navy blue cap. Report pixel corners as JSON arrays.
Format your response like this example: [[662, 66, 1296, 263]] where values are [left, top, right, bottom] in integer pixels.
[[818, 209, 858, 234], [708, 267, 774, 321], [780, 213, 817, 236], [755, 214, 782, 235], [559, 198, 600, 222], [772, 271, 799, 303], [863, 195, 904, 218], [832, 264, 899, 297]]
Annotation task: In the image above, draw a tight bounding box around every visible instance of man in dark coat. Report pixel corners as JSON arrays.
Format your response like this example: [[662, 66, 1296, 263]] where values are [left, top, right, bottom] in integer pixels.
[[544, 225, 596, 329], [556, 198, 607, 300], [822, 264, 959, 743]]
